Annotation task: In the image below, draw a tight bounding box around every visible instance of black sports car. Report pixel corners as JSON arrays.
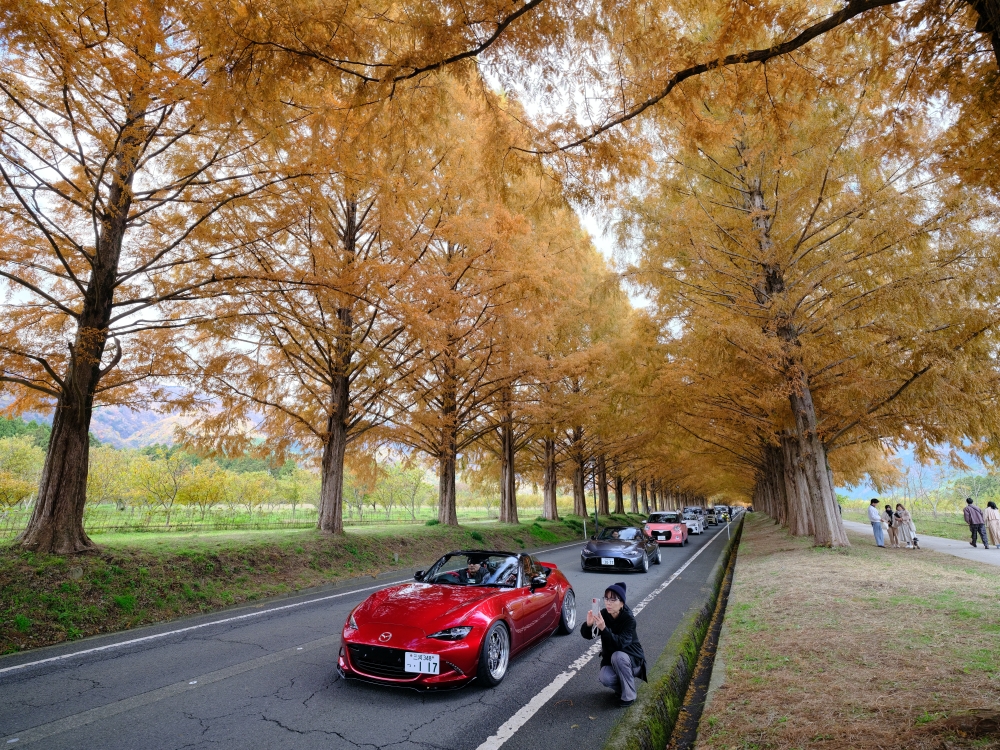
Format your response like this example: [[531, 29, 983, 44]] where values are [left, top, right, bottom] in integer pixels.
[[580, 526, 661, 573]]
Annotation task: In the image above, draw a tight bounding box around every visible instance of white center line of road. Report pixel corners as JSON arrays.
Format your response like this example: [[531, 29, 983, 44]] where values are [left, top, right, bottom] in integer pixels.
[[474, 526, 731, 750], [0, 539, 585, 678]]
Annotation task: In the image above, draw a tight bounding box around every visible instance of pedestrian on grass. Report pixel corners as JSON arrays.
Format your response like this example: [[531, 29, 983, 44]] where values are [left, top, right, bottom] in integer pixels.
[[895, 504, 918, 549], [868, 499, 885, 547], [581, 582, 647, 707], [985, 501, 1000, 548], [965, 497, 990, 549], [882, 504, 900, 548]]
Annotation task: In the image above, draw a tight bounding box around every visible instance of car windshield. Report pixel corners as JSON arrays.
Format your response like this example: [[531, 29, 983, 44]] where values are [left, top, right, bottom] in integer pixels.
[[597, 527, 641, 541], [648, 513, 681, 524], [423, 553, 522, 587]]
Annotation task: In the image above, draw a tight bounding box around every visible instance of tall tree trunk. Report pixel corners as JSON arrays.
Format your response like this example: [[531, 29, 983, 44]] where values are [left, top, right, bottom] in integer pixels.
[[317, 199, 360, 535], [570, 427, 586, 516], [438, 445, 458, 525], [788, 367, 849, 547], [18, 97, 148, 554], [498, 407, 518, 523], [542, 437, 559, 521], [317, 375, 349, 534], [597, 454, 610, 515], [318, 307, 352, 534], [614, 474, 625, 514], [438, 352, 459, 526], [641, 481, 649, 514], [781, 434, 814, 536], [630, 479, 639, 513]]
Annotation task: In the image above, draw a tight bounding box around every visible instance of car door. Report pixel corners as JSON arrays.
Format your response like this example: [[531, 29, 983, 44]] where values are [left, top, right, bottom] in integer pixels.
[[642, 529, 657, 557], [493, 558, 531, 650], [518, 556, 558, 645]]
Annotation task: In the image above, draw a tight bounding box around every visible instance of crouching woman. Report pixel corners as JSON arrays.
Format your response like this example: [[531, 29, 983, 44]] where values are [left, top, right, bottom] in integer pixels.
[[580, 582, 647, 706]]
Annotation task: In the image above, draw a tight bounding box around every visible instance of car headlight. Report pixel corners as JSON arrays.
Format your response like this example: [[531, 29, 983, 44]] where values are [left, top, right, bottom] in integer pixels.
[[428, 626, 473, 641], [347, 612, 358, 630]]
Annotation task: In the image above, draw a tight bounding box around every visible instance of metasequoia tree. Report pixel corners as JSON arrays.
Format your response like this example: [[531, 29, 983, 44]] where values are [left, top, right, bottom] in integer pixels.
[[625, 75, 1000, 545], [186, 170, 421, 534], [0, 0, 288, 553], [388, 89, 551, 526]]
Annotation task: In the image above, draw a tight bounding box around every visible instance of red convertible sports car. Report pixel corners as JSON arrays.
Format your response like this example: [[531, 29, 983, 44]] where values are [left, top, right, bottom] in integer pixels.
[[338, 550, 576, 689]]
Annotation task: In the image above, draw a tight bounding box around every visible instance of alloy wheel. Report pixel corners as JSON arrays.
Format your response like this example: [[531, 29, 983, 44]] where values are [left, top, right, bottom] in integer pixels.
[[487, 626, 510, 680], [562, 590, 577, 631]]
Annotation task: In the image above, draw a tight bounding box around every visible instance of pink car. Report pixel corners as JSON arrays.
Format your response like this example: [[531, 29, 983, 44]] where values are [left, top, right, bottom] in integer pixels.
[[644, 512, 689, 546]]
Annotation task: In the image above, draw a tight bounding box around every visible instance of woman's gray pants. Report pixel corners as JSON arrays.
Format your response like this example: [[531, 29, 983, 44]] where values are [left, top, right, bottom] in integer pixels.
[[599, 651, 640, 701]]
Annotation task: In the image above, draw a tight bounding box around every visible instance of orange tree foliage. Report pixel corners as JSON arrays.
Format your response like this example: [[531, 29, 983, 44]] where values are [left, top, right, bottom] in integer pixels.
[[619, 71, 1000, 545], [0, 0, 294, 553]]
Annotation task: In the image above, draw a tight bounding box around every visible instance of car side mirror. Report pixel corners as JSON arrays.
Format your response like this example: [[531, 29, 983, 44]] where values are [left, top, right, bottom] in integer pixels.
[[589, 534, 596, 540], [530, 575, 547, 590], [414, 570, 425, 581]]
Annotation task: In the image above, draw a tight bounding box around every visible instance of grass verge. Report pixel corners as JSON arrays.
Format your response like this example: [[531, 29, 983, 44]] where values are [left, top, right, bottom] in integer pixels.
[[696, 514, 1000, 750], [0, 514, 635, 655], [603, 517, 744, 750]]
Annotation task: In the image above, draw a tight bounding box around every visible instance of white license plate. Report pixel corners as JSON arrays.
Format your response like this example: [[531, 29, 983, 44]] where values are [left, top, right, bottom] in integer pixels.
[[601, 557, 615, 566], [657, 534, 666, 539], [404, 652, 440, 674]]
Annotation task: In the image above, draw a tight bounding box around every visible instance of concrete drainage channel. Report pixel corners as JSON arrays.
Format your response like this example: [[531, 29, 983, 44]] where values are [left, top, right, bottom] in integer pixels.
[[603, 516, 744, 750]]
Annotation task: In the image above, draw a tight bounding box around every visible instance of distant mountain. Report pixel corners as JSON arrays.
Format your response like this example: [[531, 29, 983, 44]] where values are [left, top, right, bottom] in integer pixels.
[[2, 401, 188, 449], [89, 405, 191, 448], [837, 445, 987, 499]]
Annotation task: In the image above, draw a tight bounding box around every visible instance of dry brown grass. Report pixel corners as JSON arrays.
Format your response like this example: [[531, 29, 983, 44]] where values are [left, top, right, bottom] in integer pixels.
[[696, 514, 1000, 750]]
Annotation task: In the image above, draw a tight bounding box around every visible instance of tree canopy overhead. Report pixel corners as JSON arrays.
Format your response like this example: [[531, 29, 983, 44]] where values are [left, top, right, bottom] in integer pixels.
[[2, 0, 1000, 552]]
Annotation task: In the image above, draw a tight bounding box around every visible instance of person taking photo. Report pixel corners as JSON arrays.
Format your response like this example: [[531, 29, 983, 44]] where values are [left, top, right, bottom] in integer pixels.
[[581, 582, 647, 706]]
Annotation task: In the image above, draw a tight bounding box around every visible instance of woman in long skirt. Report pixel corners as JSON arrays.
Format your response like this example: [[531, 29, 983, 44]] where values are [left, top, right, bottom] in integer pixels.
[[985, 501, 1000, 548], [895, 504, 918, 549]]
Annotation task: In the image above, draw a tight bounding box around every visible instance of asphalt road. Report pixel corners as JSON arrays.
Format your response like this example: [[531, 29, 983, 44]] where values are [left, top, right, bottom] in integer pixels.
[[0, 522, 735, 750]]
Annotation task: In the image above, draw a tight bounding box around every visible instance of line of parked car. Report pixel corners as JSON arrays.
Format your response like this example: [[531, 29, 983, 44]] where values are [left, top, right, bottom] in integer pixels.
[[335, 505, 744, 691]]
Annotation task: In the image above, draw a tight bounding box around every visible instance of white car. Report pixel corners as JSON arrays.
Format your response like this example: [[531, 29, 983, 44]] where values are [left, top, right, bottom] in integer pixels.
[[682, 514, 705, 534]]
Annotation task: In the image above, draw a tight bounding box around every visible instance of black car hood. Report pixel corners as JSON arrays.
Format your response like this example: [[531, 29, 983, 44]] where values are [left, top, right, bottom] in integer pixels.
[[584, 539, 641, 553]]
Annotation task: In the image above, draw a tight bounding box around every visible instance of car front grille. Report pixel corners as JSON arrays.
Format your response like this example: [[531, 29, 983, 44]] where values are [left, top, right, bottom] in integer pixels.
[[347, 644, 410, 679], [583, 556, 636, 569], [653, 530, 673, 541]]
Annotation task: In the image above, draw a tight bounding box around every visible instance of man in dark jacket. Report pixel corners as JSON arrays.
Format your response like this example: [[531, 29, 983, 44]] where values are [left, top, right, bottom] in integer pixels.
[[965, 497, 990, 549], [580, 582, 647, 706]]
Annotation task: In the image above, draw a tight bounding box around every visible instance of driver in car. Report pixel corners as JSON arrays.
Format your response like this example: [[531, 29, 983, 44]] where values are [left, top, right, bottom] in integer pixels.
[[458, 558, 488, 584]]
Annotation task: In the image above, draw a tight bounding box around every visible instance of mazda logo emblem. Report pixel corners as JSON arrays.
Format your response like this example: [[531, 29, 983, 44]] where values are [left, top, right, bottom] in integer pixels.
[[378, 632, 392, 643]]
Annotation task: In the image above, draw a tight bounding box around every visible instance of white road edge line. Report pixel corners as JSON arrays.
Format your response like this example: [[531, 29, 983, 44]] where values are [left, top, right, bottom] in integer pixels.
[[474, 526, 731, 750], [0, 539, 585, 678]]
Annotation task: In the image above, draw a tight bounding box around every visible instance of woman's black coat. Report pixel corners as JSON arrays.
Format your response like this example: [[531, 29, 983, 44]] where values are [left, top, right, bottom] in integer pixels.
[[580, 605, 647, 681]]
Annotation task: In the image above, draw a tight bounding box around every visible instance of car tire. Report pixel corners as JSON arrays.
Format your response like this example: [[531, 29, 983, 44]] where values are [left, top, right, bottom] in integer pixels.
[[640, 552, 650, 573], [654, 548, 661, 565], [478, 621, 510, 687], [557, 589, 576, 634]]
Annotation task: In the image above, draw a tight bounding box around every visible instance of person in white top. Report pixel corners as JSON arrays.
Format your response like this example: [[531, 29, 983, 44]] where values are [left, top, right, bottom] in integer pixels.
[[868, 499, 885, 547]]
